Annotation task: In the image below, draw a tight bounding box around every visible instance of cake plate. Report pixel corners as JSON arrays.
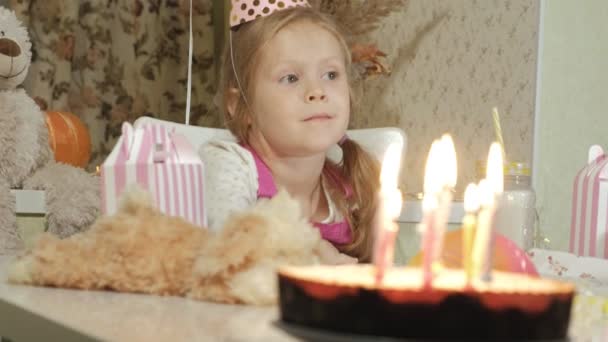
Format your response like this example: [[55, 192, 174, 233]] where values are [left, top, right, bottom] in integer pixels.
[[274, 321, 570, 342]]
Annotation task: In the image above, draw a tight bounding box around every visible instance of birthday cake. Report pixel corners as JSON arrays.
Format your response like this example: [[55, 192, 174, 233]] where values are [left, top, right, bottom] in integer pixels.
[[278, 265, 574, 340]]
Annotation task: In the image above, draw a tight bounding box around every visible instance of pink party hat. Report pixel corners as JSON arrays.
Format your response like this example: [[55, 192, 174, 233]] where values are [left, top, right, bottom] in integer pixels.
[[230, 0, 310, 28]]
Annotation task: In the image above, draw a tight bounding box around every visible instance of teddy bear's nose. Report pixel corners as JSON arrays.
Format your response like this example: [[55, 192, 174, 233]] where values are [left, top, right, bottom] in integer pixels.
[[0, 38, 21, 58]]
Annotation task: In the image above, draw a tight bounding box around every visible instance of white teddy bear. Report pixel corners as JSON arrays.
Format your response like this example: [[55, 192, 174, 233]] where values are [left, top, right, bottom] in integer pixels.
[[0, 7, 100, 254]]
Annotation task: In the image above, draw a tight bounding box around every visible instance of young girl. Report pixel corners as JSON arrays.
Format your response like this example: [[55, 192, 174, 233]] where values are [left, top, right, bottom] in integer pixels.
[[201, 0, 380, 263]]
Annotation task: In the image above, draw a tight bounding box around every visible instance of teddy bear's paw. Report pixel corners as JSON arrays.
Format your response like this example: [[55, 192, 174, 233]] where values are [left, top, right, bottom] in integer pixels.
[[7, 254, 35, 284], [24, 162, 101, 237], [249, 190, 322, 260], [228, 260, 278, 305]]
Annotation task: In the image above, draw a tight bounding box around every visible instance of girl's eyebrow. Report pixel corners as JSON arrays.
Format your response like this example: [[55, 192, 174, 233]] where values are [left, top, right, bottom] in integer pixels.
[[319, 56, 343, 64], [273, 55, 343, 66], [267, 55, 344, 75]]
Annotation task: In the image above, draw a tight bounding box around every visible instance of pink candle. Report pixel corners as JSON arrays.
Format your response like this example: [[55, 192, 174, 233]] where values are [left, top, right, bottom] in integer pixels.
[[421, 195, 437, 287], [420, 140, 441, 287], [373, 144, 403, 285]]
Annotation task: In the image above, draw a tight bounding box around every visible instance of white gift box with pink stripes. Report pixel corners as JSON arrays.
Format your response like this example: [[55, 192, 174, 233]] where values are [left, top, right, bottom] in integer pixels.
[[570, 145, 608, 258], [101, 122, 206, 228]]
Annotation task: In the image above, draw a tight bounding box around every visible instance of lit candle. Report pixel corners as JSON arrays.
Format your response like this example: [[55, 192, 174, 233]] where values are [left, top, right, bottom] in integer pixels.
[[432, 135, 457, 265], [421, 194, 437, 286], [462, 183, 480, 284], [420, 140, 442, 287], [485, 142, 504, 196], [373, 143, 403, 284], [471, 143, 504, 281]]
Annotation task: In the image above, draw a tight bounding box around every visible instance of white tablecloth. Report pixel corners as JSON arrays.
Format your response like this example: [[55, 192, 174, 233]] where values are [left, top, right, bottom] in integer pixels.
[[2, 251, 608, 341], [528, 248, 608, 340]]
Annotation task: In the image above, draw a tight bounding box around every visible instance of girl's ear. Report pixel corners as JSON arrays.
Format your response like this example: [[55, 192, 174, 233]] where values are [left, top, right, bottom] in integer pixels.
[[226, 87, 240, 117]]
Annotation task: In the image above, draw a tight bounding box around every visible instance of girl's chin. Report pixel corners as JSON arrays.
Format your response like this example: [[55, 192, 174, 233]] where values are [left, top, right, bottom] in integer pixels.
[[283, 142, 338, 157]]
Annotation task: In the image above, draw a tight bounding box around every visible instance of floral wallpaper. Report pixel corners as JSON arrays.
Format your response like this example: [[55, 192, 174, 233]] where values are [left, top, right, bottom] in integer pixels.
[[351, 0, 539, 196], [8, 0, 539, 193], [10, 0, 218, 170]]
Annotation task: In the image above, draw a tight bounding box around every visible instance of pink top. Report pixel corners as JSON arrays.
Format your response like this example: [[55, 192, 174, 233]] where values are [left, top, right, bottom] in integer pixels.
[[245, 146, 353, 245]]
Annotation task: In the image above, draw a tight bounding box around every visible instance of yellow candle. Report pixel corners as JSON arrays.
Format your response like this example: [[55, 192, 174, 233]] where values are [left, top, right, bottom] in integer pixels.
[[471, 180, 491, 279], [462, 183, 480, 283]]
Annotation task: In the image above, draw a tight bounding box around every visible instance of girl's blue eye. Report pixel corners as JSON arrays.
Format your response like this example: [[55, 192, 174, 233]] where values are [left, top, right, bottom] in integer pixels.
[[280, 74, 299, 84], [324, 71, 338, 80]]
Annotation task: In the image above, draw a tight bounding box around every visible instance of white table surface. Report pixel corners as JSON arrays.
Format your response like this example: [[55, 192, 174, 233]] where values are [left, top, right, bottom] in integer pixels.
[[0, 256, 294, 342], [3, 252, 608, 341]]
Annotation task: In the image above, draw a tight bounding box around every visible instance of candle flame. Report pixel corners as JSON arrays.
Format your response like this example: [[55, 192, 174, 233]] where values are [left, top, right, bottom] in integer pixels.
[[423, 135, 457, 211], [441, 134, 457, 188], [486, 142, 504, 194], [464, 183, 480, 213], [477, 179, 493, 207], [380, 142, 403, 219], [423, 140, 442, 195], [386, 189, 403, 222], [422, 194, 438, 212]]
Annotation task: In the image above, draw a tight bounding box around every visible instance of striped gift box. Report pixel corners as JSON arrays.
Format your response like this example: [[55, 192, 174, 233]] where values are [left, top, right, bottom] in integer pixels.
[[570, 145, 608, 258], [101, 122, 206, 228]]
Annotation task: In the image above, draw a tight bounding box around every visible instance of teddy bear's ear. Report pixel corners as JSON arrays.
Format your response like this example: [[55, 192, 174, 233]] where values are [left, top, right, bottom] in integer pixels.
[[0, 7, 31, 42], [116, 186, 157, 215], [0, 7, 13, 19]]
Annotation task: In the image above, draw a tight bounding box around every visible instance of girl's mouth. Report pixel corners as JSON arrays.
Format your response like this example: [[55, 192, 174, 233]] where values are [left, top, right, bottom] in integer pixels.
[[303, 113, 332, 121]]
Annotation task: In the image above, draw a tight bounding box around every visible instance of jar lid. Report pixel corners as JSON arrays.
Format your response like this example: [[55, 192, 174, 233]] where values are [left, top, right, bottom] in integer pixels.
[[504, 162, 530, 176], [476, 160, 531, 178]]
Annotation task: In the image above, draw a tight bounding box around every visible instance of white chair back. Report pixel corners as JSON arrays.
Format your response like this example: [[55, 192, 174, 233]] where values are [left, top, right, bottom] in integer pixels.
[[134, 116, 236, 147], [133, 116, 407, 165]]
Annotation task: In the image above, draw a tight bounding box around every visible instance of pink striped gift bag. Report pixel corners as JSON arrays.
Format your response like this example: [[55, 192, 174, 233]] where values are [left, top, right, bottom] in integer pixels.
[[570, 145, 608, 258], [100, 122, 206, 228]]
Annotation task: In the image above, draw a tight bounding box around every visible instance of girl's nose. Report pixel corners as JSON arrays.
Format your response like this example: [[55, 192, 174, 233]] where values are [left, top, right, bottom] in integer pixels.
[[306, 87, 327, 103]]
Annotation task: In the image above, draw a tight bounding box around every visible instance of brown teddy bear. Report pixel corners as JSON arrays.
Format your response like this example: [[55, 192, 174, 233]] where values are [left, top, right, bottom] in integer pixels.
[[0, 7, 100, 254], [7, 189, 355, 305]]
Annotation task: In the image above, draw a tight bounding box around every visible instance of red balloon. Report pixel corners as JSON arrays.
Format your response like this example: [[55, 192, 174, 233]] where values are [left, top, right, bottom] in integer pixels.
[[408, 228, 539, 277]]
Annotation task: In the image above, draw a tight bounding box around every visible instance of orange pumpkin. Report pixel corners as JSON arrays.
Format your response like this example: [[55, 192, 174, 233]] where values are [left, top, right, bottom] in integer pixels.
[[44, 111, 92, 168], [408, 228, 539, 276]]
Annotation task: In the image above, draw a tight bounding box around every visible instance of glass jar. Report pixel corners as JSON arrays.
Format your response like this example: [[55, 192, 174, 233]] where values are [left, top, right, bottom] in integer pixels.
[[494, 162, 537, 251]]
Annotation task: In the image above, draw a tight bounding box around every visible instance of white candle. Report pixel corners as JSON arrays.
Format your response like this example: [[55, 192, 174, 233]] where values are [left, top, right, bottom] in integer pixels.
[[471, 142, 504, 281], [373, 143, 403, 284], [432, 135, 457, 264]]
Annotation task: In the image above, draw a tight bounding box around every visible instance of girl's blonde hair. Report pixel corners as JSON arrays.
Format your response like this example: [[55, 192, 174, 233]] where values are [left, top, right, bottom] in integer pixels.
[[218, 6, 380, 262]]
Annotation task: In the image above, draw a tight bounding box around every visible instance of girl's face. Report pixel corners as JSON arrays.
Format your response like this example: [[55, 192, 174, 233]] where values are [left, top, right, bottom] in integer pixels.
[[247, 20, 350, 157]]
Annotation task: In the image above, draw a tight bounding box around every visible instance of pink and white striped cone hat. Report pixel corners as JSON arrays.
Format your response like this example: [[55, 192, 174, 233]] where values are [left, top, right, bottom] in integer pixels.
[[230, 0, 310, 28]]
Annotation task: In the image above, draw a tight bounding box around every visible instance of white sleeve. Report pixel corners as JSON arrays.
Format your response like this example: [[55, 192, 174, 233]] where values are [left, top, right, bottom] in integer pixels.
[[199, 140, 258, 231]]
